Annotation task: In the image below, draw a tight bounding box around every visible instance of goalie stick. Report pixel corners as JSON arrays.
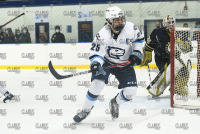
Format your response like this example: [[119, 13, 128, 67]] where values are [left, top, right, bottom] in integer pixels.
[[48, 61, 131, 80], [147, 62, 152, 87]]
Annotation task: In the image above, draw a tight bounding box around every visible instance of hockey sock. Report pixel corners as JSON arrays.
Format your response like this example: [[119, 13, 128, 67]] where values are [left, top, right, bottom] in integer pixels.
[[82, 79, 105, 112], [116, 86, 137, 105], [0, 87, 9, 97]]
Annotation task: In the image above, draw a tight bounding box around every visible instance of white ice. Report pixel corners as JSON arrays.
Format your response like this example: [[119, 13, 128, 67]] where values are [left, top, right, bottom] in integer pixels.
[[0, 68, 199, 134]]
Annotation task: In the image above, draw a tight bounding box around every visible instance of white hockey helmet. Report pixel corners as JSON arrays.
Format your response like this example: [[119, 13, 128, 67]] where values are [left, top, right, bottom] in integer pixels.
[[162, 15, 175, 29], [105, 6, 126, 31]]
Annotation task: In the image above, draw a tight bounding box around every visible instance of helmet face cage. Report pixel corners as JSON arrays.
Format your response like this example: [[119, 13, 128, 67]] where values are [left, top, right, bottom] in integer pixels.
[[162, 15, 175, 29], [110, 16, 126, 31], [106, 6, 126, 31]]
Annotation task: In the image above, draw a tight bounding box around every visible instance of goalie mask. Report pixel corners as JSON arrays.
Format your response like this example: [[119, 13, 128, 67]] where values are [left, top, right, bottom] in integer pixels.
[[105, 6, 126, 32], [162, 15, 175, 30]]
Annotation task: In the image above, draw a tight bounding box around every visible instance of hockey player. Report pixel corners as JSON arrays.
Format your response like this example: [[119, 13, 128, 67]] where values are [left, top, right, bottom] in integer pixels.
[[0, 87, 14, 103], [73, 6, 144, 122], [141, 15, 176, 71], [141, 15, 192, 96]]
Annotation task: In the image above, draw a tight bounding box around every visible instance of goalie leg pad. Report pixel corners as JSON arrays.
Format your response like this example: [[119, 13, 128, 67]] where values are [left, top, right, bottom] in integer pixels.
[[147, 58, 192, 96], [174, 59, 192, 96], [147, 62, 170, 96]]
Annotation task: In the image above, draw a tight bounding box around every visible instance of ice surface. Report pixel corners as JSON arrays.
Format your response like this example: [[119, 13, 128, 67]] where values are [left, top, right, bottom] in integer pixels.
[[0, 69, 199, 134]]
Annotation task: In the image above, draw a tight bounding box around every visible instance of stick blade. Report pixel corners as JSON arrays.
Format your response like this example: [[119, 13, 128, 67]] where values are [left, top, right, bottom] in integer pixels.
[[48, 61, 67, 80]]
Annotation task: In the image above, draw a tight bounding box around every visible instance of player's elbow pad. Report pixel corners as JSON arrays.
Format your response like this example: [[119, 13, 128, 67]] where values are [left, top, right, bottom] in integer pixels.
[[129, 51, 143, 66]]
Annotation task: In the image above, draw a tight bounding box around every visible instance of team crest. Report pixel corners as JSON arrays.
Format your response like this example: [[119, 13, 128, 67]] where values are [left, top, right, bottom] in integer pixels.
[[107, 46, 125, 59]]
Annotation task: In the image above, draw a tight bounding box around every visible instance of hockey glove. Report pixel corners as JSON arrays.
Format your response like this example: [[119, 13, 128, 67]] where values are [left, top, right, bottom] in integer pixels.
[[128, 51, 143, 67], [176, 38, 193, 54], [140, 49, 152, 66], [90, 61, 105, 76]]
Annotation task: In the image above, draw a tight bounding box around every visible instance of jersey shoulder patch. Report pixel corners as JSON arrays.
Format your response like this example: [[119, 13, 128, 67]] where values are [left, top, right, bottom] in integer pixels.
[[95, 26, 111, 43], [124, 21, 135, 31]]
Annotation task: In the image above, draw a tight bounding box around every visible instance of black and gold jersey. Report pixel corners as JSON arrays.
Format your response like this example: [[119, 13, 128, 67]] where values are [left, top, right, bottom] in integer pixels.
[[145, 27, 170, 59]]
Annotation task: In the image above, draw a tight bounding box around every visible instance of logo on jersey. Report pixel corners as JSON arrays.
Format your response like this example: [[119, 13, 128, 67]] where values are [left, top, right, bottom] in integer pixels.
[[165, 42, 170, 54], [107, 46, 125, 59]]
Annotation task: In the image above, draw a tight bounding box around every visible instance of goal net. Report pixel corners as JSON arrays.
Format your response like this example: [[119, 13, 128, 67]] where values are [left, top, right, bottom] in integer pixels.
[[170, 27, 200, 109]]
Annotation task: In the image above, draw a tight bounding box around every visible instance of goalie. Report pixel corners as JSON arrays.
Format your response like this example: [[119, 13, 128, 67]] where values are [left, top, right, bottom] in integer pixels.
[[140, 15, 193, 96]]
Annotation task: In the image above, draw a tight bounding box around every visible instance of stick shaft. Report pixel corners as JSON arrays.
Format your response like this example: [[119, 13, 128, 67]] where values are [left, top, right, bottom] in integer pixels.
[[0, 13, 25, 29], [147, 62, 152, 87], [48, 61, 130, 80]]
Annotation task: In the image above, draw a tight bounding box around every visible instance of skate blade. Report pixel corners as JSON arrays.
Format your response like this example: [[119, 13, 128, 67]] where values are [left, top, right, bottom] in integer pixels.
[[3, 98, 16, 103], [72, 121, 83, 125], [72, 121, 78, 125], [112, 117, 117, 121]]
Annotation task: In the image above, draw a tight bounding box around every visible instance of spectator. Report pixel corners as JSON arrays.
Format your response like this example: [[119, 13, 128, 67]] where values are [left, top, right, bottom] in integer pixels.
[[14, 29, 21, 43], [0, 27, 4, 44], [3, 28, 15, 43], [21, 27, 31, 43], [39, 32, 48, 43], [51, 25, 65, 43], [183, 23, 188, 28], [155, 21, 160, 28], [81, 30, 89, 42], [192, 21, 200, 40], [181, 23, 189, 41], [195, 21, 200, 28]]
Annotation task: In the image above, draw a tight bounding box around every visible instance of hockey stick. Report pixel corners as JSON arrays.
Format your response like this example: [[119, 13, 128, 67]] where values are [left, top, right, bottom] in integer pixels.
[[0, 13, 25, 29], [147, 62, 152, 87], [48, 61, 131, 80]]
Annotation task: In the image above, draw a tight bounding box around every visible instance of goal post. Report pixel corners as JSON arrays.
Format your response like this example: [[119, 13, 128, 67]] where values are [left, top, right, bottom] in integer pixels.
[[170, 27, 200, 109], [170, 27, 175, 108]]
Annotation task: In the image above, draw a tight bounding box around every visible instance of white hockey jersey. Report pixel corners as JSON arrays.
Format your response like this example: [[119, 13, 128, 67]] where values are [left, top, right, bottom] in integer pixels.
[[90, 21, 144, 65]]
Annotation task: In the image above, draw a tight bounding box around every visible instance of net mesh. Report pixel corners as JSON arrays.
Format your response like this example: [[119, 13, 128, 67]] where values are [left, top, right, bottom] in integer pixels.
[[173, 28, 200, 109]]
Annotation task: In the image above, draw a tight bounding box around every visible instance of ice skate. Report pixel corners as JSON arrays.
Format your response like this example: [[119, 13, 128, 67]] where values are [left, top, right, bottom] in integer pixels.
[[73, 108, 92, 123], [3, 92, 14, 103], [109, 96, 119, 120]]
